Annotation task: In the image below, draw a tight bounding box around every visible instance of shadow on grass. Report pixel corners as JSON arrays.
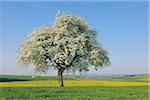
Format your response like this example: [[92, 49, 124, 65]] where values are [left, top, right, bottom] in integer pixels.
[[0, 78, 29, 82]]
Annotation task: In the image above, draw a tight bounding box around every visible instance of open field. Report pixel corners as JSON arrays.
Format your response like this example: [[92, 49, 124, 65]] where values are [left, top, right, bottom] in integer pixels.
[[0, 75, 75, 82], [0, 80, 149, 87], [0, 75, 149, 100], [107, 74, 150, 82], [0, 86, 149, 100]]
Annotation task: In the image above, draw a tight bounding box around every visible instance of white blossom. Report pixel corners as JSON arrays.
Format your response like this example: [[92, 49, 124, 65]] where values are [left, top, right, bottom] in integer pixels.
[[17, 12, 110, 73]]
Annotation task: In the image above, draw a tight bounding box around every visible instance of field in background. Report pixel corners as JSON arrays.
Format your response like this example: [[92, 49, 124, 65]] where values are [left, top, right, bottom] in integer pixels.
[[0, 74, 149, 100]]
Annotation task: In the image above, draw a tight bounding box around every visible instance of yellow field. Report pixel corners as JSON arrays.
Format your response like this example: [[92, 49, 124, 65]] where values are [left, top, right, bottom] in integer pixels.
[[0, 80, 149, 87]]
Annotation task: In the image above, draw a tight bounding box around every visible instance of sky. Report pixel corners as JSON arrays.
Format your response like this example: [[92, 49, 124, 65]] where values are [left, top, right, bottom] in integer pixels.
[[0, 1, 148, 75]]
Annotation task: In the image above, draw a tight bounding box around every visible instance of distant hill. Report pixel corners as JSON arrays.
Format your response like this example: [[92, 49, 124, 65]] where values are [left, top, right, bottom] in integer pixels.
[[79, 73, 150, 78]]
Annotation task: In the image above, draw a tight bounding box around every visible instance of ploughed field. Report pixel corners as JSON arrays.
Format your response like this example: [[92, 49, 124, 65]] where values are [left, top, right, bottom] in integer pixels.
[[0, 75, 149, 100]]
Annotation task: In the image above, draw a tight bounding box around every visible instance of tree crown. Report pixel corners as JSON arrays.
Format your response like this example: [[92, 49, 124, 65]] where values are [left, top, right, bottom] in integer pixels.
[[17, 12, 110, 73]]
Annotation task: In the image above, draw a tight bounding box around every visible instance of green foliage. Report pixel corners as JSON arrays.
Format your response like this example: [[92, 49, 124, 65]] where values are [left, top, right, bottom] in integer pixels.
[[17, 12, 110, 73], [0, 86, 148, 100]]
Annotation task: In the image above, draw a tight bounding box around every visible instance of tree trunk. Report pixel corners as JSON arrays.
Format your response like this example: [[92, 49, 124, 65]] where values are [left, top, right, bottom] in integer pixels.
[[57, 69, 64, 87]]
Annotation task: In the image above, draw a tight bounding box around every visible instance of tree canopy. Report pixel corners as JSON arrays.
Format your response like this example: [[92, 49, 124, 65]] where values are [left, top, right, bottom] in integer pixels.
[[17, 12, 110, 86]]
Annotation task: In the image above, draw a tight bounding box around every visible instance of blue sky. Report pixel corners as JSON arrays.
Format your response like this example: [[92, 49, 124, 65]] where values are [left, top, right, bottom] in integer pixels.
[[0, 1, 148, 75]]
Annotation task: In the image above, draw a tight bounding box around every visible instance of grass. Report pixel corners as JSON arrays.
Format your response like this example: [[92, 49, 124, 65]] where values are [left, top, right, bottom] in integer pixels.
[[0, 75, 149, 100], [0, 80, 149, 87], [0, 86, 149, 100], [108, 75, 150, 82], [0, 75, 75, 82]]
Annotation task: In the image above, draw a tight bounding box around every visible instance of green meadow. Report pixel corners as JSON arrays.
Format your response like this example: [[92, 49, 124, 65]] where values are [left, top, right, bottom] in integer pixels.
[[0, 75, 149, 100]]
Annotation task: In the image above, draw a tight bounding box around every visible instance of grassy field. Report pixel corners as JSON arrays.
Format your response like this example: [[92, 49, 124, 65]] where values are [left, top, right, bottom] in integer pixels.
[[0, 86, 149, 100], [0, 75, 149, 100], [107, 74, 150, 82]]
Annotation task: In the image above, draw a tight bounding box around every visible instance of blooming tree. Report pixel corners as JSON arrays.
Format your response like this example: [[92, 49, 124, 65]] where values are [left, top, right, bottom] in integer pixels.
[[17, 12, 110, 87]]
